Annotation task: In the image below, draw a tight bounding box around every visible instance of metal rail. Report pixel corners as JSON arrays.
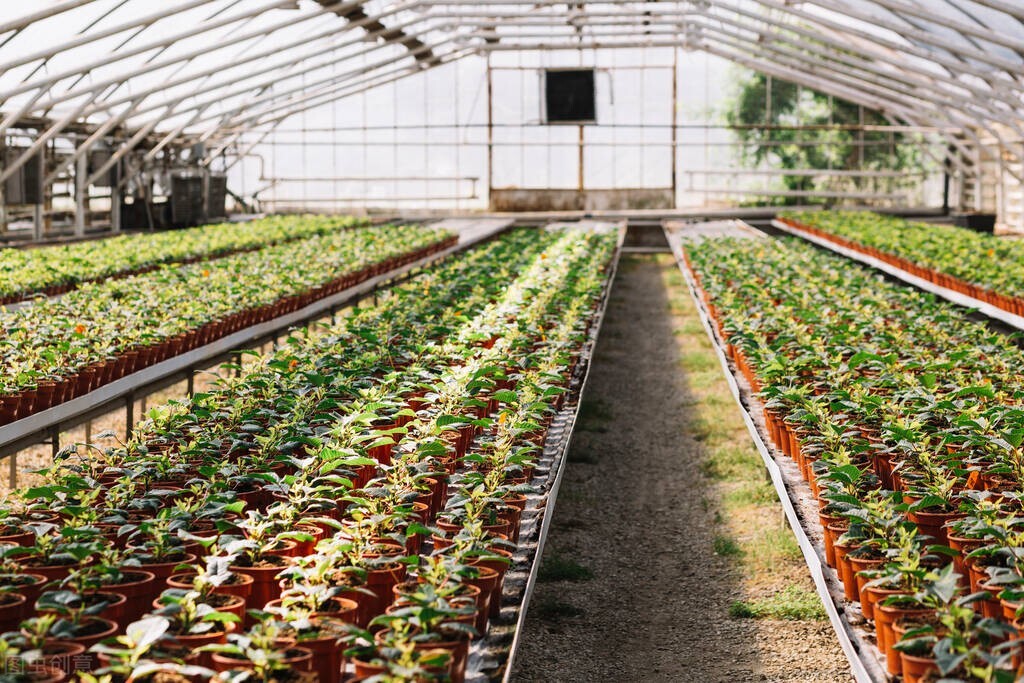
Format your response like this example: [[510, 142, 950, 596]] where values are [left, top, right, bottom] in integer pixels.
[[0, 219, 513, 463], [664, 220, 884, 683]]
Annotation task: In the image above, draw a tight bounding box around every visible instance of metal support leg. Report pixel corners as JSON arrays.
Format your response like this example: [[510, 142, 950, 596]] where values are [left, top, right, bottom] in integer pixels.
[[85, 419, 92, 444], [33, 204, 43, 241], [187, 369, 194, 396], [50, 426, 60, 459], [126, 392, 135, 435], [75, 153, 88, 237], [111, 184, 121, 233]]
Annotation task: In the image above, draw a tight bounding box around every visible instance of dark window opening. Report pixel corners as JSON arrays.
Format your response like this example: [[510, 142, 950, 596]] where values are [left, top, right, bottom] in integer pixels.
[[545, 69, 596, 123]]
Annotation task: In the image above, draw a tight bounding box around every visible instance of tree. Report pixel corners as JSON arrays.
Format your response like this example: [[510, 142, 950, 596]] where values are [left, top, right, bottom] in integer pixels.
[[726, 71, 928, 205]]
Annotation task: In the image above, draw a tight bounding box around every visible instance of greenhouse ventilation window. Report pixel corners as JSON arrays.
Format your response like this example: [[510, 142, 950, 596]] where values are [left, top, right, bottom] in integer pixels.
[[545, 69, 596, 124]]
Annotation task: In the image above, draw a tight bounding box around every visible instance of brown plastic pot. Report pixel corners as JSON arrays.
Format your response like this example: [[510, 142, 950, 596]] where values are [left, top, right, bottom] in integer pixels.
[[374, 630, 471, 683], [232, 558, 291, 612], [30, 617, 118, 670], [166, 622, 234, 667], [906, 509, 964, 547], [0, 592, 27, 632], [875, 603, 935, 676], [899, 651, 939, 683], [462, 565, 500, 633], [167, 571, 254, 602], [135, 554, 197, 585], [36, 591, 128, 624], [106, 569, 157, 623], [211, 646, 313, 675], [25, 641, 86, 677]]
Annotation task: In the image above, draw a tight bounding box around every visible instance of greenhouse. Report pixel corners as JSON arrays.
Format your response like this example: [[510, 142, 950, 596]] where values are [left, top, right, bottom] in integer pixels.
[[2, 1, 1024, 682]]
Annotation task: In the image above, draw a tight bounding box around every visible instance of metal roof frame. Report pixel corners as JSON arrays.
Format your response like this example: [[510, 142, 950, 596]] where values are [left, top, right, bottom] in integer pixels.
[[2, 0, 1024, 184]]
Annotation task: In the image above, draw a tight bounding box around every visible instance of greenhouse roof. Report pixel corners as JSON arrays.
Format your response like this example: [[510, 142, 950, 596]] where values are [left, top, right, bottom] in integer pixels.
[[1, 0, 1023, 149]]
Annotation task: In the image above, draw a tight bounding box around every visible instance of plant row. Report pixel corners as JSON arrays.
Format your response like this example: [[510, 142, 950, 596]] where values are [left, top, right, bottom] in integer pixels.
[[778, 210, 1024, 317], [0, 225, 617, 683], [0, 225, 456, 426], [0, 216, 370, 305], [684, 235, 1024, 683]]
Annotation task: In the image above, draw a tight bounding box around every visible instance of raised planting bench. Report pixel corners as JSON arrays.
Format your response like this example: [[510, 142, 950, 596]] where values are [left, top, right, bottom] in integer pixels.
[[771, 217, 1024, 335], [0, 219, 514, 472]]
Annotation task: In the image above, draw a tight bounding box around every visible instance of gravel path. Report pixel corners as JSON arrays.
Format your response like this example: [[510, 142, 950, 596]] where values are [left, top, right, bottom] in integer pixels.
[[512, 255, 851, 683]]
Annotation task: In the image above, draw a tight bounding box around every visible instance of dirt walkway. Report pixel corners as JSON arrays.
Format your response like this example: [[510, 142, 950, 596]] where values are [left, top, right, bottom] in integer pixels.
[[512, 255, 851, 682]]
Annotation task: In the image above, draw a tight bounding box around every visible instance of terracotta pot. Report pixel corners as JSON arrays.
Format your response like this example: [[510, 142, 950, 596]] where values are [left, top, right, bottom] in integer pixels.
[[154, 592, 247, 622], [0, 592, 27, 632], [875, 603, 935, 676], [232, 559, 291, 612], [863, 585, 908, 628], [167, 571, 254, 602], [0, 529, 36, 547], [106, 569, 157, 622], [38, 591, 129, 624], [1001, 598, 1024, 625], [28, 642, 86, 676], [33, 617, 118, 669], [292, 619, 347, 683], [821, 521, 846, 569], [907, 509, 964, 547], [14, 561, 75, 583], [291, 525, 325, 557], [467, 547, 513, 618], [135, 554, 197, 585], [211, 646, 312, 675], [353, 564, 407, 627], [6, 572, 47, 620], [977, 579, 1005, 619], [947, 534, 983, 587], [166, 623, 234, 667], [461, 566, 500, 634], [375, 630, 471, 683], [832, 541, 860, 601], [20, 666, 65, 683], [265, 596, 360, 626], [849, 555, 886, 619], [899, 651, 938, 682]]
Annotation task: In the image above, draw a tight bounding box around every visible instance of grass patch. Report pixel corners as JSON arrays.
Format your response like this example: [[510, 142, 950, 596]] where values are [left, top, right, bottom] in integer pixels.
[[679, 351, 719, 374], [701, 443, 763, 481], [713, 535, 743, 557], [533, 598, 584, 621], [538, 555, 595, 582], [724, 479, 777, 506], [744, 523, 803, 570], [728, 585, 826, 621]]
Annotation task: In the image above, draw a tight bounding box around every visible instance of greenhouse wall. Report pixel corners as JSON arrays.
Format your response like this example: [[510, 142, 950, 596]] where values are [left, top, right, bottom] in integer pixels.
[[231, 47, 947, 214]]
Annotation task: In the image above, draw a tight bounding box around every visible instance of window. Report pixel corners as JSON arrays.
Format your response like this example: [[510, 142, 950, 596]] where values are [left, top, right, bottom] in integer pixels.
[[545, 69, 596, 123]]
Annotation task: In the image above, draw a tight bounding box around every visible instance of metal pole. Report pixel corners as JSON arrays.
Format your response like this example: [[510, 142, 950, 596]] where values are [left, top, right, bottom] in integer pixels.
[[75, 153, 88, 237], [486, 52, 494, 209], [111, 182, 122, 233], [577, 124, 585, 197], [670, 47, 678, 209], [126, 393, 134, 436]]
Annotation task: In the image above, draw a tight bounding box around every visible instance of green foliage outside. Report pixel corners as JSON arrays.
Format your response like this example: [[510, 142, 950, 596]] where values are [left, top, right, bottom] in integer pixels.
[[725, 70, 931, 205]]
